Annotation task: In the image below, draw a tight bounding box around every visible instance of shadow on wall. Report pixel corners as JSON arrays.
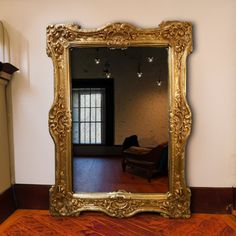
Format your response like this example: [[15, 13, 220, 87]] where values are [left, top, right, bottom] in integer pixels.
[[2, 21, 30, 90], [0, 21, 30, 184]]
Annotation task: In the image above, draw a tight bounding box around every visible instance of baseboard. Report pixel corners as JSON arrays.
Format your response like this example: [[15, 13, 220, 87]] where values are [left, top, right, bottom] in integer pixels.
[[0, 187, 16, 224], [233, 187, 236, 210], [12, 184, 236, 214], [191, 187, 234, 214], [14, 184, 50, 210]]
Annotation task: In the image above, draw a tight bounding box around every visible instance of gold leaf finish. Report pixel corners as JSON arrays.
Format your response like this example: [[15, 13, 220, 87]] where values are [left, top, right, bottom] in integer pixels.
[[47, 21, 193, 218]]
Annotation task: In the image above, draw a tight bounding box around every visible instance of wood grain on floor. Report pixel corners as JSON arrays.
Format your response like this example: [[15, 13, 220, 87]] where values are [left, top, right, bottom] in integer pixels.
[[1, 210, 236, 236], [73, 156, 168, 193]]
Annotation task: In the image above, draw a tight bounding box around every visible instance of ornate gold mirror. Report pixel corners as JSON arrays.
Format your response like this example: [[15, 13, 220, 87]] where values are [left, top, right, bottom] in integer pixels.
[[47, 21, 192, 218]]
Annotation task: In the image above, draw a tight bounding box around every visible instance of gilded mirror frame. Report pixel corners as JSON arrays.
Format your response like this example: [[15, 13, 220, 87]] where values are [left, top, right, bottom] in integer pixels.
[[47, 21, 192, 218]]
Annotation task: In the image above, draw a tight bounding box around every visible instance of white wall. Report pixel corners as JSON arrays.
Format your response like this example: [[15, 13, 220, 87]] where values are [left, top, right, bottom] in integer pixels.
[[0, 0, 236, 187]]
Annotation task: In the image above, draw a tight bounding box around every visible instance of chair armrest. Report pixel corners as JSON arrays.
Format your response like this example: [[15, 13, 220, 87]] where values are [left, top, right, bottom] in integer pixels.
[[123, 146, 152, 155]]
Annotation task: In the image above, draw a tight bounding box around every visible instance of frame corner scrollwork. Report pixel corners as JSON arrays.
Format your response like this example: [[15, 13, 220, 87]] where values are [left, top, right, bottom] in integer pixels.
[[47, 20, 193, 218]]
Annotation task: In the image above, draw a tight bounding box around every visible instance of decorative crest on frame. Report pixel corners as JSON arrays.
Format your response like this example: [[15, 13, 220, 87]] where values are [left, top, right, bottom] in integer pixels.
[[47, 21, 192, 218]]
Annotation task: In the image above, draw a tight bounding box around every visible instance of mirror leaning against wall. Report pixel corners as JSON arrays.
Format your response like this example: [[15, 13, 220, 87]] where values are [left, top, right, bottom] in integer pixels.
[[47, 21, 193, 218]]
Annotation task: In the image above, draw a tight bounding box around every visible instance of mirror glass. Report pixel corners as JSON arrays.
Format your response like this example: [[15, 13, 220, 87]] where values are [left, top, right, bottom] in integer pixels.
[[70, 46, 169, 193]]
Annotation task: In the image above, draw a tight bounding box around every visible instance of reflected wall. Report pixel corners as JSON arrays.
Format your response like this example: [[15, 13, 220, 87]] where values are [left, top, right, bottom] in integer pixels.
[[70, 47, 168, 148]]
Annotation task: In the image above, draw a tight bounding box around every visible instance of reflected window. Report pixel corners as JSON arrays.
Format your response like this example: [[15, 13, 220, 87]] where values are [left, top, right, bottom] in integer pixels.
[[72, 88, 105, 144]]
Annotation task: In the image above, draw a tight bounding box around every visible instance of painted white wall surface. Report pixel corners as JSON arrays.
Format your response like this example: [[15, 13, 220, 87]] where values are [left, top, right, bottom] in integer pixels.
[[0, 0, 236, 187]]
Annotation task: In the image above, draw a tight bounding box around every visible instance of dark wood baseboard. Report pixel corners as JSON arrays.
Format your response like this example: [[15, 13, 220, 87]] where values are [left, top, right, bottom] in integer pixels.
[[14, 184, 50, 210], [233, 187, 236, 210], [191, 187, 234, 214], [10, 184, 236, 214], [0, 187, 16, 224]]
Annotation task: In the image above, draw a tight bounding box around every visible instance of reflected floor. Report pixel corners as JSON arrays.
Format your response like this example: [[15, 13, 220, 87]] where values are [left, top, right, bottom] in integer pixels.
[[73, 156, 168, 193]]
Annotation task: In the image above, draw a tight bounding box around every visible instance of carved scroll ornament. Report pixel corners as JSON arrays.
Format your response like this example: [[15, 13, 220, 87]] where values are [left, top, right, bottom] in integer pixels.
[[47, 21, 193, 218]]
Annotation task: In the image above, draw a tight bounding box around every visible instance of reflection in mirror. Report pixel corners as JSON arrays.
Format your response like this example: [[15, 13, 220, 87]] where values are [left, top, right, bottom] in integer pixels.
[[70, 46, 169, 193]]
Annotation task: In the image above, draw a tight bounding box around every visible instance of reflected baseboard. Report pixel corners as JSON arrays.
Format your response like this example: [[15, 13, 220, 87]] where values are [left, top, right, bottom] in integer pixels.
[[73, 145, 122, 157]]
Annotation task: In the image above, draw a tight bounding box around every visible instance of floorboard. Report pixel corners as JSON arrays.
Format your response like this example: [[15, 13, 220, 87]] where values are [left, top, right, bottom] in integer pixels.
[[73, 156, 168, 193], [1, 210, 236, 235]]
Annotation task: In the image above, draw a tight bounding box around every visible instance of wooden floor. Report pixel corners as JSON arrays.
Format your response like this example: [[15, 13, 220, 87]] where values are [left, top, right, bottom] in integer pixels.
[[73, 156, 168, 193], [1, 210, 236, 235]]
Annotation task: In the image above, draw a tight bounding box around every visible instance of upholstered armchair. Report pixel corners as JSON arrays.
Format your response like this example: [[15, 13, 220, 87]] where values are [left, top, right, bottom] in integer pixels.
[[122, 137, 168, 182]]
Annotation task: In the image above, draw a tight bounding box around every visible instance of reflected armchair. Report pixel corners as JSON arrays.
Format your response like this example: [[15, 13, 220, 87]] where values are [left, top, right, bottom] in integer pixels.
[[122, 139, 168, 182]]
